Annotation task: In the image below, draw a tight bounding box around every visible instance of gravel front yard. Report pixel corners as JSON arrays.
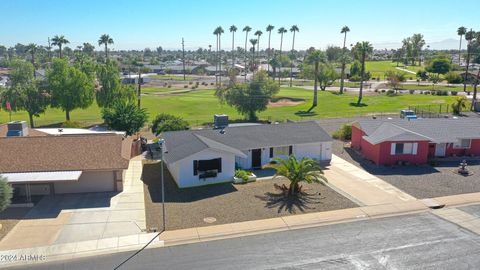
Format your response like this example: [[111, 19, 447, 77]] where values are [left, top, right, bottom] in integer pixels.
[[142, 163, 357, 231]]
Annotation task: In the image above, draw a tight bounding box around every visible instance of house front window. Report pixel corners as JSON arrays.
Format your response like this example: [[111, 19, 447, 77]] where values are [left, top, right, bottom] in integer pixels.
[[274, 146, 289, 156], [453, 139, 471, 149], [391, 143, 417, 155]]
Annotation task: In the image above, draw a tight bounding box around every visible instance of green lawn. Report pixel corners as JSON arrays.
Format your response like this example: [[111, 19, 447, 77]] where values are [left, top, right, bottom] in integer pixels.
[[141, 87, 185, 93], [150, 75, 196, 81], [0, 87, 457, 128], [363, 61, 422, 79]]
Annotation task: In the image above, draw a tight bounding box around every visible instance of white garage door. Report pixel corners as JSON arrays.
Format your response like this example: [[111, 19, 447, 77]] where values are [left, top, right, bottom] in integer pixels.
[[54, 171, 115, 194]]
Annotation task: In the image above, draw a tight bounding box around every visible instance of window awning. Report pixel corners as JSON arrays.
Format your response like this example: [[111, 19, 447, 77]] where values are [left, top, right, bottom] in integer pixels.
[[1, 171, 83, 184]]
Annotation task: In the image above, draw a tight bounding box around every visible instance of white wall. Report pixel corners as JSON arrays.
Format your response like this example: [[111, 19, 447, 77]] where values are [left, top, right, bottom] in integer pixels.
[[54, 171, 115, 194], [169, 149, 236, 188], [294, 141, 332, 161]]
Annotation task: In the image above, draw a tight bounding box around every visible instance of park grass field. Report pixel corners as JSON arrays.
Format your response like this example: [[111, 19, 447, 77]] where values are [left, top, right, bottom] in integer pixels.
[[0, 87, 456, 128], [363, 61, 422, 79]]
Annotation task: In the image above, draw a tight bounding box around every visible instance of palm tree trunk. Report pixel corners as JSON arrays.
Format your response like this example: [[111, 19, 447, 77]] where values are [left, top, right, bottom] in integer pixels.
[[472, 68, 480, 111], [252, 47, 255, 76], [358, 54, 366, 105], [31, 52, 36, 78], [219, 36, 222, 86], [105, 44, 108, 60], [464, 43, 471, 92], [232, 33, 235, 68], [59, 45, 62, 58], [289, 182, 299, 195], [216, 35, 219, 85], [289, 32, 296, 87], [267, 31, 271, 73], [278, 34, 283, 86], [308, 62, 319, 113], [244, 33, 248, 82], [458, 35, 463, 64], [340, 32, 347, 94]]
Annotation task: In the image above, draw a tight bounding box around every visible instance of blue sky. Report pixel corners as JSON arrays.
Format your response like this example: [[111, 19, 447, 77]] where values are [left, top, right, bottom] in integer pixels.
[[2, 0, 479, 51]]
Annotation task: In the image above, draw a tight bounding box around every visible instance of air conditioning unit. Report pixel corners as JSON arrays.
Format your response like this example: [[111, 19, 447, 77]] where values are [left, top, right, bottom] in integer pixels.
[[7, 121, 29, 137], [214, 114, 228, 129]]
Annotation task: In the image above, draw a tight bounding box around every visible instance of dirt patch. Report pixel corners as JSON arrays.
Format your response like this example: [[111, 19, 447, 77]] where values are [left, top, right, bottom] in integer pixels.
[[268, 97, 305, 108]]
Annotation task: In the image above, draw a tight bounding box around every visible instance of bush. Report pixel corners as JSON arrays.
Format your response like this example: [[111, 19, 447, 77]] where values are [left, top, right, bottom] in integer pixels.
[[0, 176, 13, 212], [349, 75, 361, 82], [234, 170, 252, 183], [332, 124, 352, 141], [102, 101, 148, 136], [184, 85, 188, 88], [210, 82, 214, 85], [451, 91, 458, 96], [62, 120, 82, 128], [444, 71, 463, 84], [189, 81, 193, 85], [167, 84, 172, 88], [381, 89, 386, 93], [386, 89, 396, 96], [424, 91, 430, 95], [374, 89, 378, 93], [151, 113, 189, 135], [436, 90, 448, 96], [409, 89, 415, 94]]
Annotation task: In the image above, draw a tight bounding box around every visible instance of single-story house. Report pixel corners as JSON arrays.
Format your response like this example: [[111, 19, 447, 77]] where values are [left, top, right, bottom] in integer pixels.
[[0, 121, 131, 202], [161, 121, 332, 188], [351, 119, 480, 165]]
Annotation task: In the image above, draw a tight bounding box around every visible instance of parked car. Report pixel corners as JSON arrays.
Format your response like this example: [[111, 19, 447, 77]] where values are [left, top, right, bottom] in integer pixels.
[[400, 110, 417, 120]]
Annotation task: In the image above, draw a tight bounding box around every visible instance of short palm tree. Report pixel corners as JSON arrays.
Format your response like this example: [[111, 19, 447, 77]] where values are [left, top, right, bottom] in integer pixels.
[[265, 155, 327, 196], [289, 25, 299, 87], [51, 35, 69, 58], [242, 26, 252, 81], [266, 25, 275, 73], [229, 25, 238, 68], [305, 50, 326, 111], [25, 43, 38, 77], [452, 96, 468, 115], [277, 27, 288, 85], [339, 26, 350, 94], [249, 39, 258, 74], [98, 34, 114, 60], [352, 41, 373, 105], [457, 26, 467, 64], [254, 30, 263, 61]]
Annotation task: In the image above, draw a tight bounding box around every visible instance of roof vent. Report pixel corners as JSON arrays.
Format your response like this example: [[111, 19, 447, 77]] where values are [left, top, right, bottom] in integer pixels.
[[214, 114, 228, 129], [58, 128, 63, 134], [7, 121, 28, 137]]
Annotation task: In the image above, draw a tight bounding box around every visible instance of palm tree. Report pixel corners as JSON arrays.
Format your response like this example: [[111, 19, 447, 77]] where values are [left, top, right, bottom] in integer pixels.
[[98, 34, 114, 60], [269, 56, 280, 81], [464, 29, 475, 92], [25, 43, 38, 77], [229, 25, 238, 68], [457, 26, 467, 64], [254, 30, 263, 62], [51, 35, 69, 58], [264, 155, 327, 196], [305, 50, 326, 111], [339, 26, 350, 94], [411, 33, 425, 66], [266, 25, 275, 73], [289, 25, 299, 87], [214, 26, 224, 85], [250, 39, 258, 75], [352, 41, 373, 105], [277, 27, 287, 85], [215, 27, 224, 85], [452, 96, 468, 115], [242, 26, 252, 82], [472, 32, 480, 110]]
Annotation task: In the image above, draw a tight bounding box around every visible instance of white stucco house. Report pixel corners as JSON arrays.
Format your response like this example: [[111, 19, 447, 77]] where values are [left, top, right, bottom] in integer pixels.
[[161, 121, 333, 188]]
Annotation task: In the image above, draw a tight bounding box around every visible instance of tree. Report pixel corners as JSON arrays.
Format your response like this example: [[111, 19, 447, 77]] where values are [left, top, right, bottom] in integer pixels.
[[264, 155, 327, 196], [249, 39, 258, 74], [317, 64, 338, 91], [98, 34, 114, 60], [151, 113, 189, 135], [352, 41, 373, 105], [289, 25, 299, 87], [215, 70, 279, 121], [47, 58, 95, 121], [429, 73, 441, 90], [25, 43, 38, 77], [464, 29, 475, 92], [0, 175, 13, 212], [445, 71, 463, 84], [426, 53, 452, 74], [416, 70, 429, 81], [254, 30, 263, 61], [229, 25, 237, 68], [266, 24, 275, 73], [304, 50, 327, 111], [385, 70, 406, 91], [451, 96, 467, 115], [213, 26, 224, 85], [277, 27, 288, 85], [411, 33, 425, 65], [82, 42, 96, 57], [102, 101, 148, 136], [0, 60, 49, 128], [402, 37, 413, 65], [51, 35, 69, 58], [457, 26, 467, 64], [325, 46, 343, 62], [269, 55, 281, 81], [96, 60, 136, 108], [242, 26, 252, 82]]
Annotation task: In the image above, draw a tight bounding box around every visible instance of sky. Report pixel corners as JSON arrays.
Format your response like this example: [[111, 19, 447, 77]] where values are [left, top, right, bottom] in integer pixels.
[[1, 0, 479, 51]]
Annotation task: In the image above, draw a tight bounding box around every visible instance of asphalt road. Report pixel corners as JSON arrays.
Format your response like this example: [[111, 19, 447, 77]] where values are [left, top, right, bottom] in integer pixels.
[[5, 212, 480, 270]]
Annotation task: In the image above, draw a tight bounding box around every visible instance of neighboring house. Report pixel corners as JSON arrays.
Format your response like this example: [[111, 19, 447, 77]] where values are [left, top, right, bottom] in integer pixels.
[[351, 119, 480, 165], [0, 121, 131, 202], [161, 121, 332, 188]]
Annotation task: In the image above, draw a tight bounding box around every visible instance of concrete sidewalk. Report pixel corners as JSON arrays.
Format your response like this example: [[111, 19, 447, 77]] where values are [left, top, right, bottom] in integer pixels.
[[324, 155, 416, 206]]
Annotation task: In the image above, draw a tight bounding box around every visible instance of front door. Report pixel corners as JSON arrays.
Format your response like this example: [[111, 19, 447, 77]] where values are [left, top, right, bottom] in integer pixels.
[[435, 143, 446, 157], [251, 149, 262, 168]]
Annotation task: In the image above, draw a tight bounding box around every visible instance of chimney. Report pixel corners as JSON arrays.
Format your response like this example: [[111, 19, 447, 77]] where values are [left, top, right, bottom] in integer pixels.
[[6, 121, 29, 137]]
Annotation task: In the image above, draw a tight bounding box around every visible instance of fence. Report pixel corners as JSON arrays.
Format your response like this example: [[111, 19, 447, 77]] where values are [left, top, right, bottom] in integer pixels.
[[408, 104, 450, 118]]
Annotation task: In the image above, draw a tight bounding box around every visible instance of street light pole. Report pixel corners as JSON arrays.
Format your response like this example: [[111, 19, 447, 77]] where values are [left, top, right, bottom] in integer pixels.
[[159, 139, 166, 231]]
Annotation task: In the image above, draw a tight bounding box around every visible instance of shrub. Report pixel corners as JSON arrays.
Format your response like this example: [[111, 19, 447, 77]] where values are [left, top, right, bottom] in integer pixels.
[[102, 101, 148, 136], [409, 89, 415, 94], [184, 85, 188, 88], [436, 90, 448, 96], [386, 89, 396, 96], [424, 91, 430, 95], [189, 81, 193, 85], [332, 124, 352, 141], [234, 170, 252, 183], [374, 89, 378, 93], [381, 89, 386, 93], [62, 120, 82, 128], [0, 176, 13, 212], [444, 71, 463, 84], [151, 113, 189, 135], [349, 75, 361, 82], [210, 82, 214, 85], [167, 84, 172, 88], [451, 91, 458, 96]]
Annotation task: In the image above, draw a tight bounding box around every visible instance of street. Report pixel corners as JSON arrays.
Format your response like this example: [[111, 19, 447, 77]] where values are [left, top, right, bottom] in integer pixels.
[[6, 211, 480, 270]]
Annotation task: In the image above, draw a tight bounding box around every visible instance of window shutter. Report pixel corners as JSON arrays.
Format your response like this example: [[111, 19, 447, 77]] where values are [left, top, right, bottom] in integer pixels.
[[390, 143, 396, 155], [289, 146, 293, 155], [217, 158, 222, 173], [193, 160, 198, 175], [412, 143, 418, 155], [269, 148, 273, 158]]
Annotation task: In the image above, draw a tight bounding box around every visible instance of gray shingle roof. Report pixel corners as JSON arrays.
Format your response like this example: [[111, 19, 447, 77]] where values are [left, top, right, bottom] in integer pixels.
[[356, 118, 480, 144], [161, 121, 332, 164]]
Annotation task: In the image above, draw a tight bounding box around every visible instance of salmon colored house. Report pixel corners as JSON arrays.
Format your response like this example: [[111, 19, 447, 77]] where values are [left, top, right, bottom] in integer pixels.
[[351, 119, 480, 165]]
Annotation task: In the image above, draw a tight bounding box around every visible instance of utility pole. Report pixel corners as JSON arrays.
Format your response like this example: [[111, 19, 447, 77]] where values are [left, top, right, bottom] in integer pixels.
[[137, 68, 142, 108], [182, 38, 186, 81]]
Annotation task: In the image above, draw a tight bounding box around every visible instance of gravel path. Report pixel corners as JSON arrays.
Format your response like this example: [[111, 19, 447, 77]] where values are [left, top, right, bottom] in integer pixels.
[[142, 163, 357, 231]]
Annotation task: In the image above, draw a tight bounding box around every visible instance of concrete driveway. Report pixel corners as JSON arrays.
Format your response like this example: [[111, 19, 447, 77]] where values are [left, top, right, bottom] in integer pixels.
[[0, 159, 146, 250]]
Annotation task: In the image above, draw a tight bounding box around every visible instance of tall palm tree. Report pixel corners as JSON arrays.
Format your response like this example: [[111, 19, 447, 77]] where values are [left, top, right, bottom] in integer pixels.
[[242, 26, 252, 82], [352, 41, 373, 105], [254, 30, 263, 62], [472, 32, 480, 110], [289, 25, 299, 87], [25, 43, 38, 77], [214, 26, 224, 85], [411, 33, 425, 66], [464, 29, 475, 92], [266, 25, 275, 73], [339, 26, 350, 94], [457, 26, 467, 64], [229, 25, 238, 68], [51, 35, 69, 58], [98, 34, 114, 60], [305, 50, 326, 111], [250, 39, 258, 75], [264, 155, 327, 196], [277, 27, 287, 85]]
